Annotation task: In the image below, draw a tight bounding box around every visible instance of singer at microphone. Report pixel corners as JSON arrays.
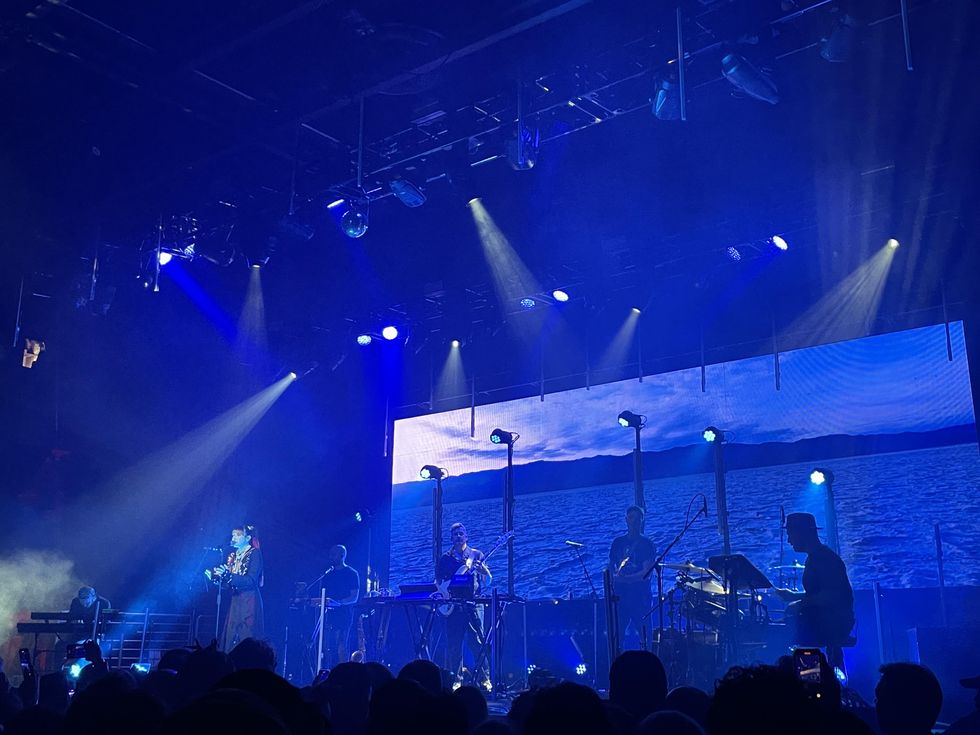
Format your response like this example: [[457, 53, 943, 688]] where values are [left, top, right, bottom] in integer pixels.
[[564, 540, 585, 548]]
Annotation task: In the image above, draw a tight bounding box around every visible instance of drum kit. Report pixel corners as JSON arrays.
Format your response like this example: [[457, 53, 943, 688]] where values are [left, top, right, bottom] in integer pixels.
[[650, 558, 805, 686]]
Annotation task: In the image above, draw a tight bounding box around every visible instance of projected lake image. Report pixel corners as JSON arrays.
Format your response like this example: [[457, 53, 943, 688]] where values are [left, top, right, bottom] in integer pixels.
[[390, 323, 980, 599]]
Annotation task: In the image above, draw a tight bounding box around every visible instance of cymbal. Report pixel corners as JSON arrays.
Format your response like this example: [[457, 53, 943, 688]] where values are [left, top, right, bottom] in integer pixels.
[[663, 561, 714, 575], [682, 578, 728, 596], [772, 563, 805, 570]]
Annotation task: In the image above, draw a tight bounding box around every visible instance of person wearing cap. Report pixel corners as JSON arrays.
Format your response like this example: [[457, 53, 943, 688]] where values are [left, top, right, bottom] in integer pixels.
[[943, 674, 980, 735], [774, 512, 854, 646]]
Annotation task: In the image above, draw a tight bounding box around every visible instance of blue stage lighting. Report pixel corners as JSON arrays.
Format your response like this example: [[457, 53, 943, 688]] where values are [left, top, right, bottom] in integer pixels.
[[451, 339, 460, 348], [420, 465, 448, 480], [490, 428, 518, 445], [726, 246, 742, 262], [520, 297, 536, 309], [552, 289, 569, 302], [575, 663, 588, 676], [887, 238, 900, 249], [703, 428, 718, 442], [721, 53, 779, 105], [810, 470, 826, 485], [354, 511, 363, 523], [381, 326, 399, 341], [618, 411, 644, 429], [772, 235, 789, 251], [327, 198, 345, 209], [158, 251, 173, 266], [356, 334, 372, 346]]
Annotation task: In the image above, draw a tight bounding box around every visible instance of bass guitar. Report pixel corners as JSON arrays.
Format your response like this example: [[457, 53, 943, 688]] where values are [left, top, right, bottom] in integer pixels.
[[433, 530, 514, 616]]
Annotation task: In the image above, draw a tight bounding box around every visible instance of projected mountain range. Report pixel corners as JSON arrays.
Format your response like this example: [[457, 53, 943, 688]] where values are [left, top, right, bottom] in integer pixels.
[[393, 425, 977, 508]]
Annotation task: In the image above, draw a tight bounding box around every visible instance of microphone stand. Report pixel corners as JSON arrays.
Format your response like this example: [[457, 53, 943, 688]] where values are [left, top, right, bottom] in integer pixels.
[[643, 503, 708, 642], [568, 544, 599, 688]]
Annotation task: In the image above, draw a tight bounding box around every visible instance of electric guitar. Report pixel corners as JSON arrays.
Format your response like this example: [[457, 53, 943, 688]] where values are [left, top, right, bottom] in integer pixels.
[[433, 530, 515, 616]]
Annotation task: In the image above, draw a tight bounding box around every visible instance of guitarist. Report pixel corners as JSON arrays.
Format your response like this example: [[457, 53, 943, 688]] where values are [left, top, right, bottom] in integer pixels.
[[609, 505, 656, 649], [436, 522, 491, 686]]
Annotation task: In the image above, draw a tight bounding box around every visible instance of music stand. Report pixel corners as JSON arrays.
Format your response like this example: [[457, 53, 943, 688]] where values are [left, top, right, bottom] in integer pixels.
[[708, 554, 772, 665]]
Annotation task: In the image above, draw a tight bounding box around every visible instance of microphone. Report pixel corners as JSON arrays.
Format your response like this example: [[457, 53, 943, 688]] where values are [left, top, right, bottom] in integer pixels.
[[203, 546, 224, 552], [702, 496, 709, 518], [564, 540, 585, 548], [780, 505, 786, 525]]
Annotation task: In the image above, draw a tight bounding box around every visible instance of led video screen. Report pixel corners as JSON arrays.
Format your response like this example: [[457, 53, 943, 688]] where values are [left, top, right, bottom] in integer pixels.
[[391, 322, 980, 598]]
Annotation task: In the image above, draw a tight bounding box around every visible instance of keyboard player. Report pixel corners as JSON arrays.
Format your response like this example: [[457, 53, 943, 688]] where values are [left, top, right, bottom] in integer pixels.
[[68, 586, 111, 625]]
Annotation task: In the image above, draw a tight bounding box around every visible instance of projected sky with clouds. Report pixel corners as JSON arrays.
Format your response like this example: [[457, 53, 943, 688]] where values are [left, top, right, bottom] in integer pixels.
[[391, 323, 980, 594]]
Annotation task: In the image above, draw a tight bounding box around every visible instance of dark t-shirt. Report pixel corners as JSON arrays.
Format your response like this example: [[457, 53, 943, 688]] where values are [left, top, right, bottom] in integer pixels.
[[68, 597, 110, 623], [609, 534, 656, 597], [323, 565, 360, 603], [436, 547, 487, 594], [802, 543, 854, 631]]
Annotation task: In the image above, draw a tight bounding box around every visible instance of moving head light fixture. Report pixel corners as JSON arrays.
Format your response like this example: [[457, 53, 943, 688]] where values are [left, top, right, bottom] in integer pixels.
[[490, 428, 519, 445]]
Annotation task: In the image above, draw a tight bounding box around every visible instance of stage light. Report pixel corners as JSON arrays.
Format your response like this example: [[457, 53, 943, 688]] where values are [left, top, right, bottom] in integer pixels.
[[381, 326, 399, 341], [158, 251, 173, 266], [450, 339, 460, 348], [653, 79, 681, 121], [575, 663, 588, 676], [631, 307, 641, 314], [420, 465, 449, 480], [726, 246, 742, 262], [327, 198, 345, 209], [389, 178, 426, 208], [527, 663, 537, 674], [354, 511, 362, 522], [771, 235, 789, 251], [520, 297, 536, 309], [467, 197, 481, 206], [552, 289, 569, 302], [703, 426, 721, 443], [356, 334, 372, 346], [821, 14, 859, 63], [22, 338, 45, 369], [886, 238, 900, 249], [618, 411, 644, 429], [288, 371, 298, 380], [810, 468, 834, 486], [341, 203, 369, 238], [490, 428, 519, 445], [721, 53, 779, 105]]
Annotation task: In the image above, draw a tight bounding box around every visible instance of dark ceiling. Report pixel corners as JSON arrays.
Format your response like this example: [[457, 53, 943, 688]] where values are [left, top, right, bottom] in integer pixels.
[[2, 0, 980, 410]]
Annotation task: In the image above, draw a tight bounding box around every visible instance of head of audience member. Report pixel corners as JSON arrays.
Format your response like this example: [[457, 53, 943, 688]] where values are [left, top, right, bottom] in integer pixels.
[[163, 688, 289, 735], [523, 681, 610, 735], [3, 705, 66, 735], [707, 664, 815, 735], [609, 650, 668, 720], [453, 684, 488, 731], [362, 661, 394, 693], [38, 672, 70, 714], [216, 669, 325, 735], [665, 686, 711, 726], [66, 673, 163, 735], [324, 662, 373, 735], [397, 659, 443, 696], [367, 679, 439, 735], [157, 648, 190, 673], [176, 643, 234, 704], [875, 663, 943, 735], [638, 710, 705, 735], [140, 669, 180, 713], [228, 638, 277, 672], [473, 720, 514, 735]]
